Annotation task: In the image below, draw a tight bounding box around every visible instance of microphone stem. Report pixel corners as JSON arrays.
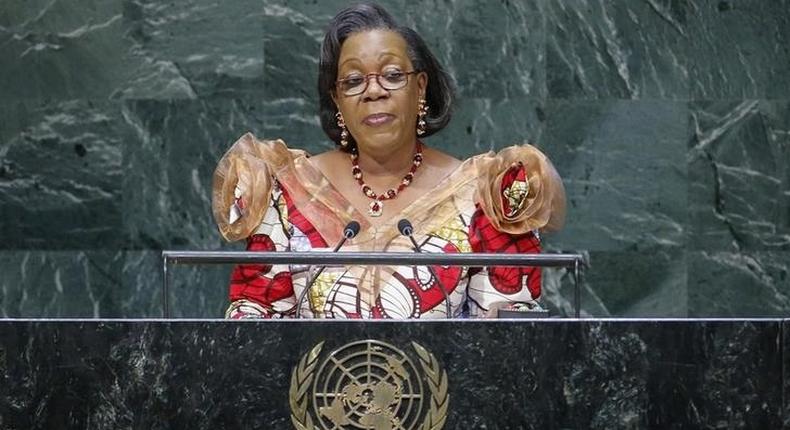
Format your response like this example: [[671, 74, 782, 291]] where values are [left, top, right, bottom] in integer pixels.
[[331, 235, 349, 252], [295, 235, 349, 318], [295, 231, 454, 319], [406, 234, 421, 254], [407, 235, 454, 318]]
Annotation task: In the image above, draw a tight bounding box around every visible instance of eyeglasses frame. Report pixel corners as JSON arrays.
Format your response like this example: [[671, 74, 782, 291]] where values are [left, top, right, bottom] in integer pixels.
[[335, 70, 421, 97]]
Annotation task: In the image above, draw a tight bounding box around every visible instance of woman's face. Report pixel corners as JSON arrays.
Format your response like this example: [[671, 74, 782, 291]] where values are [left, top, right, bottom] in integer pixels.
[[333, 29, 427, 155]]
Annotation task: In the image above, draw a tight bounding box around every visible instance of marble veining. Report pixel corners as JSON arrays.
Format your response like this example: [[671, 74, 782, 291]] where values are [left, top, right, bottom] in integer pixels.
[[1, 0, 789, 318], [0, 320, 784, 429]]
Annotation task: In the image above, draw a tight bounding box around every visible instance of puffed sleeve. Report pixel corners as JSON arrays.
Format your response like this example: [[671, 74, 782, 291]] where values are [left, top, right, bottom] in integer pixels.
[[212, 133, 303, 242], [465, 144, 566, 317], [212, 133, 303, 319], [474, 144, 566, 234]]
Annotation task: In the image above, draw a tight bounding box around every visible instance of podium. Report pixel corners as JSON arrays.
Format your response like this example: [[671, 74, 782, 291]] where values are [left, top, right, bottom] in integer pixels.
[[0, 319, 784, 428], [1, 252, 782, 428]]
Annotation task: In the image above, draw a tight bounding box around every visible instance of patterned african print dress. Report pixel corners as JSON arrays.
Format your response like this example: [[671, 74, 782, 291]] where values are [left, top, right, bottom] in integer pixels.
[[212, 133, 565, 319]]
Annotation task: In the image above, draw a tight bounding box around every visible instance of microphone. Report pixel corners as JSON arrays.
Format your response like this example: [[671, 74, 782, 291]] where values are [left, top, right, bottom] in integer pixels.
[[342, 221, 361, 244], [295, 220, 360, 318], [397, 219, 453, 318], [397, 219, 413, 236]]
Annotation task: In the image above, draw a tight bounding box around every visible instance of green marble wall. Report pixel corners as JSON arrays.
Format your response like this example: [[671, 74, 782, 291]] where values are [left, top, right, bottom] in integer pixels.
[[0, 0, 788, 318]]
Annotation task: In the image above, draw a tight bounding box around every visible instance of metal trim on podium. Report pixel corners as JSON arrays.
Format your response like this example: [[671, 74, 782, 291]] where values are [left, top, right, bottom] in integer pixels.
[[161, 251, 585, 319]]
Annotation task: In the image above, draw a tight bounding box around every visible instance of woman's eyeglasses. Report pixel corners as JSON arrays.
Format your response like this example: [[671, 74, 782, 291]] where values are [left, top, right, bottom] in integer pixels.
[[336, 70, 419, 96]]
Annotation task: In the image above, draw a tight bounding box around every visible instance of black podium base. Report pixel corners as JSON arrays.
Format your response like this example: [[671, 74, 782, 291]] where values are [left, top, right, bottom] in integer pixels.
[[0, 319, 785, 429]]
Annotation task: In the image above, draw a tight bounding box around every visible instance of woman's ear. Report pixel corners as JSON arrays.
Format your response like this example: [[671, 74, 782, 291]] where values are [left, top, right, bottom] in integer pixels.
[[417, 71, 428, 98]]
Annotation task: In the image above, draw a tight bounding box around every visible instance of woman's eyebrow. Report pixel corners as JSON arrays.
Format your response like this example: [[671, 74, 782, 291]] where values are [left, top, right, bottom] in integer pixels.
[[377, 51, 401, 60], [338, 57, 361, 69], [339, 51, 404, 69]]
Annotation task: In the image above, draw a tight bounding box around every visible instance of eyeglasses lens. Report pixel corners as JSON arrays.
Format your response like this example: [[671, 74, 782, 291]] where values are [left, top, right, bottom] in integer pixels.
[[341, 72, 409, 96]]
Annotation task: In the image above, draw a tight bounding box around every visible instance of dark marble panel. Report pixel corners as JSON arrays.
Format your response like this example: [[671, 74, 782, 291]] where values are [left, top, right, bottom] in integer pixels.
[[544, 0, 690, 99], [127, 249, 237, 319], [418, 0, 545, 99], [118, 0, 265, 99], [687, 0, 790, 99], [121, 96, 265, 250], [543, 100, 688, 252], [589, 249, 686, 317], [634, 320, 782, 429], [3, 0, 789, 322], [688, 251, 790, 317], [261, 1, 327, 102], [0, 251, 122, 318], [0, 320, 782, 429], [262, 0, 545, 102], [688, 100, 790, 251], [0, 100, 127, 249], [783, 320, 790, 429], [165, 264, 233, 319], [0, 250, 230, 319], [538, 260, 601, 318], [0, 0, 133, 101], [540, 248, 686, 318], [120, 251, 164, 318], [439, 97, 546, 158], [261, 97, 334, 156]]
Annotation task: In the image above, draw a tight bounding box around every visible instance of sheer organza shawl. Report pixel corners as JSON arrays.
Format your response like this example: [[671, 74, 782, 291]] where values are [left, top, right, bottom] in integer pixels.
[[213, 133, 566, 304]]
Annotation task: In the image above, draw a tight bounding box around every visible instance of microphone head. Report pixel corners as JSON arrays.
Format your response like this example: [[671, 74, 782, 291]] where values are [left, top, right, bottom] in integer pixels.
[[397, 219, 413, 236], [344, 220, 361, 238]]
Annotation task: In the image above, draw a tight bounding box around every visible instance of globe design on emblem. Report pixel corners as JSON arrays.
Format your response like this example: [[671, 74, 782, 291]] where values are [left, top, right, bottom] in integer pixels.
[[312, 340, 425, 429]]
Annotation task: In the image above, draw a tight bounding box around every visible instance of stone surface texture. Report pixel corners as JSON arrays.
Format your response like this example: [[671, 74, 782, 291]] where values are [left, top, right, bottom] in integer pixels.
[[1, 0, 788, 317], [0, 320, 784, 429]]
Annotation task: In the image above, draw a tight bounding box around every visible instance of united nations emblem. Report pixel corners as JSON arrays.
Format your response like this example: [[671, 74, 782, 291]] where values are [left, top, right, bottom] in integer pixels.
[[289, 340, 449, 430]]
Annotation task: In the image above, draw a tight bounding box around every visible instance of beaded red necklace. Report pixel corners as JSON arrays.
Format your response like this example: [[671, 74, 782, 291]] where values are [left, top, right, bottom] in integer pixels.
[[350, 141, 423, 217]]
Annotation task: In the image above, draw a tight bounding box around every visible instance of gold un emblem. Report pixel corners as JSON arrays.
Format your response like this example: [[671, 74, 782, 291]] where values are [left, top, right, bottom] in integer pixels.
[[289, 340, 449, 430]]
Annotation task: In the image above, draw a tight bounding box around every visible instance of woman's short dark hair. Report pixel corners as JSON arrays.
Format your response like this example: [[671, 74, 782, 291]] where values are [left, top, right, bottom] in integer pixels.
[[318, 2, 455, 152]]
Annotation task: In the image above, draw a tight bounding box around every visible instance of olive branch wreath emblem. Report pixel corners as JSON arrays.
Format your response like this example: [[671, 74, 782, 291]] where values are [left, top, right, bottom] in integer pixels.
[[289, 341, 449, 430]]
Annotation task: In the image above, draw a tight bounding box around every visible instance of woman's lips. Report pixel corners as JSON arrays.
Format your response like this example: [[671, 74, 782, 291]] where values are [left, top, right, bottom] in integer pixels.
[[362, 113, 395, 126]]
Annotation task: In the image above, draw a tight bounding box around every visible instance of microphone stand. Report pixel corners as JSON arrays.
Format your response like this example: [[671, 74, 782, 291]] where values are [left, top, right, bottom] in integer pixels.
[[398, 219, 454, 318], [295, 221, 359, 318]]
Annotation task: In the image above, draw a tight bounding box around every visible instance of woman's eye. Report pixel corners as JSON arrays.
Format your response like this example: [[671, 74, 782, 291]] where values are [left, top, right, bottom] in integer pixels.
[[342, 76, 365, 87], [383, 71, 405, 82]]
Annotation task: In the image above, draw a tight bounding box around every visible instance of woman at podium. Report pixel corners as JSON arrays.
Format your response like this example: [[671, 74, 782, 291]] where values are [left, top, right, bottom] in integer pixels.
[[212, 3, 565, 319]]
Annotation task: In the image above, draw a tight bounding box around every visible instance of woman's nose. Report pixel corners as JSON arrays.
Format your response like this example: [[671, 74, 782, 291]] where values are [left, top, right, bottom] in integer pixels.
[[362, 75, 389, 100]]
